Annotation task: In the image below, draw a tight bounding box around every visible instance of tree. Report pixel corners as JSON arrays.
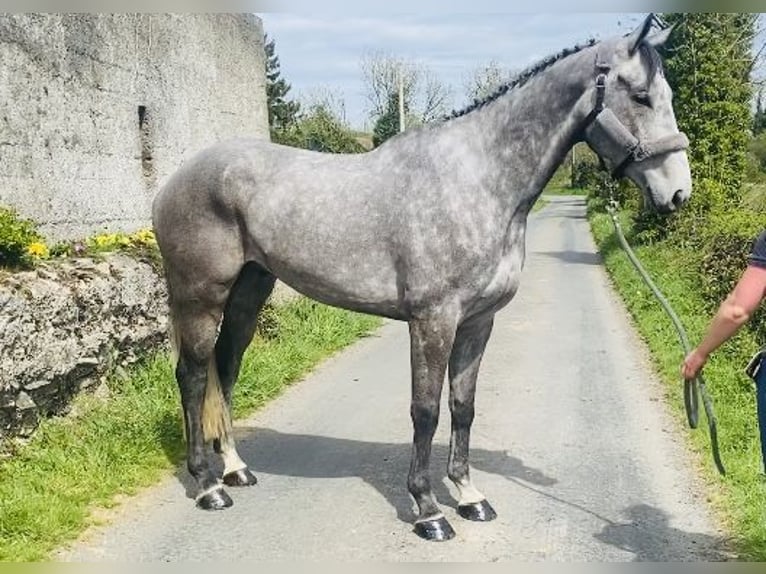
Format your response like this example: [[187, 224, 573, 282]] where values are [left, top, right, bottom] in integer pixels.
[[754, 88, 766, 135], [372, 92, 406, 148], [463, 60, 516, 104], [264, 33, 300, 136], [278, 101, 365, 154], [661, 13, 757, 210], [360, 51, 451, 128]]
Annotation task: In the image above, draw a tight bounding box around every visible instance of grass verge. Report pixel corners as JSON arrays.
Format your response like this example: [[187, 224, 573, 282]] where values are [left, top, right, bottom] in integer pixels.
[[589, 208, 766, 560], [0, 298, 381, 561], [532, 196, 549, 212]]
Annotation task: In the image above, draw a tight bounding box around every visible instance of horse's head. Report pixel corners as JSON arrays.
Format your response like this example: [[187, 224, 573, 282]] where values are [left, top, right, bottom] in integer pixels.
[[583, 15, 691, 213]]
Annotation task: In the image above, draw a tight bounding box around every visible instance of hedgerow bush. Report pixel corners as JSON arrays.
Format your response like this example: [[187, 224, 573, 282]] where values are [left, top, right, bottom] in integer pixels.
[[696, 209, 765, 340], [571, 158, 602, 191]]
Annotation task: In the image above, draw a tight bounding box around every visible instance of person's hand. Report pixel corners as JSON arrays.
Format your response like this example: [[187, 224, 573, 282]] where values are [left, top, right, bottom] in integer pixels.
[[681, 349, 708, 381]]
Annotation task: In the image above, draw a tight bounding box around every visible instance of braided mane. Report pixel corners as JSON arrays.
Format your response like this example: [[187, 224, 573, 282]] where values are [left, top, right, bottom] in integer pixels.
[[444, 38, 599, 121]]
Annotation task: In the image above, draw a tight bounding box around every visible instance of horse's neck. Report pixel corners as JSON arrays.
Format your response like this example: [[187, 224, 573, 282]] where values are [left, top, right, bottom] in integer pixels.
[[451, 51, 594, 218]]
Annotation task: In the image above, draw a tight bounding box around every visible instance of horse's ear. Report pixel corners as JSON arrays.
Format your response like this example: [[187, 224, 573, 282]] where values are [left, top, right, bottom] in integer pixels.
[[626, 13, 656, 55], [644, 24, 675, 49]]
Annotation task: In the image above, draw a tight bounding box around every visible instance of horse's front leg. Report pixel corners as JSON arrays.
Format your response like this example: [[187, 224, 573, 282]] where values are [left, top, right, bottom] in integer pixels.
[[407, 311, 458, 541], [448, 314, 497, 522]]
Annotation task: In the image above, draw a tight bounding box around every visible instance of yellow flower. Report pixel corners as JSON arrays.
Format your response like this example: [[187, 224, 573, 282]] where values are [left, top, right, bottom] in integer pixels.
[[94, 235, 110, 247], [134, 229, 156, 245], [27, 242, 49, 259]]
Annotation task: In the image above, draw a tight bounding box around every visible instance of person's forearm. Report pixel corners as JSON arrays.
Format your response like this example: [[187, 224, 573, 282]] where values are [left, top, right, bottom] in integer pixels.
[[696, 296, 751, 357]]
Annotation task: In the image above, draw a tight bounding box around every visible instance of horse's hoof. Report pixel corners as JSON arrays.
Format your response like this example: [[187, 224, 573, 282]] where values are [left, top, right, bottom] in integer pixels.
[[413, 516, 456, 541], [223, 468, 258, 487], [196, 487, 233, 510], [457, 499, 497, 522]]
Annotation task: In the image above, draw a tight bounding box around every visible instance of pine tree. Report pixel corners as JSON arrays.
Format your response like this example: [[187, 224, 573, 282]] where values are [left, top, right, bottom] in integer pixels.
[[264, 34, 300, 135]]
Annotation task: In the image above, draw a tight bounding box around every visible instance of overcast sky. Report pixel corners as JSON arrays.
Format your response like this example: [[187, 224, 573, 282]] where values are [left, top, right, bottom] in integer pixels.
[[258, 12, 649, 130]]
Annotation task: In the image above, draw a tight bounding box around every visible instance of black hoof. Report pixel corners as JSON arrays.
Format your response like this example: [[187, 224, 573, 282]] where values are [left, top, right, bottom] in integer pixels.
[[223, 468, 258, 487], [413, 516, 456, 541], [196, 487, 233, 510], [457, 500, 497, 522]]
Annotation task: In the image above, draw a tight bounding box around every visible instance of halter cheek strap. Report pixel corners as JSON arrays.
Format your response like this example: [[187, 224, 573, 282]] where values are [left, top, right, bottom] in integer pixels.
[[582, 61, 689, 178]]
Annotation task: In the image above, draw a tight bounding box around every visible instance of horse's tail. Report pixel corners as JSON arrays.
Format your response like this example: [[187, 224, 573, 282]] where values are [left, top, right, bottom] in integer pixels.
[[168, 310, 181, 370], [202, 356, 231, 443], [168, 310, 230, 443]]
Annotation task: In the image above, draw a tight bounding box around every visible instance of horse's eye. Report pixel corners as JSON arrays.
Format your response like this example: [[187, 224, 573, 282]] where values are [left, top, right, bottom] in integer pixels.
[[632, 92, 652, 107]]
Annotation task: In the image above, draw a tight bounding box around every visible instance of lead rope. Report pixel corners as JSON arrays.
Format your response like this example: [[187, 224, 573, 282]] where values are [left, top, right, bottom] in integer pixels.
[[604, 181, 726, 475]]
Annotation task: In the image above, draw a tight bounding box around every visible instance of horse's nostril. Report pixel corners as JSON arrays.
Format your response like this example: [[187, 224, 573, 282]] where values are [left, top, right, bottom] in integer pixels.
[[672, 189, 686, 209]]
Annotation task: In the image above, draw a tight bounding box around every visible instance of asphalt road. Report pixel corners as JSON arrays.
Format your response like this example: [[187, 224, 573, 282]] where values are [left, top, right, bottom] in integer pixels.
[[59, 196, 727, 561]]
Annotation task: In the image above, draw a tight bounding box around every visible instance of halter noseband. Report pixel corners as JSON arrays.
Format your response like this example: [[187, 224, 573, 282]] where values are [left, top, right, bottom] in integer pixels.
[[582, 59, 689, 178]]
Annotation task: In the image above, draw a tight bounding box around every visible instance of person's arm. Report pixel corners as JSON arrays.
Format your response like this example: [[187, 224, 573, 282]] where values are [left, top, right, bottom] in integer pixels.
[[682, 264, 766, 380]]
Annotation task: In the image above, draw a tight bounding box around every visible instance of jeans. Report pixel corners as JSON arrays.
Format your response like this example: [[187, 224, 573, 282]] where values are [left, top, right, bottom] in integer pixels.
[[756, 357, 766, 474]]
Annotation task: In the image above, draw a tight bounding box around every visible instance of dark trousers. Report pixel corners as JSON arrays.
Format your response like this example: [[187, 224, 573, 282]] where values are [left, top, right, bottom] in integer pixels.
[[757, 358, 766, 474]]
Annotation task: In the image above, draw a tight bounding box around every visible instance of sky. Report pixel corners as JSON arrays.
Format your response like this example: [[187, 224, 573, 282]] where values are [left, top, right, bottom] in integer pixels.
[[258, 12, 651, 130]]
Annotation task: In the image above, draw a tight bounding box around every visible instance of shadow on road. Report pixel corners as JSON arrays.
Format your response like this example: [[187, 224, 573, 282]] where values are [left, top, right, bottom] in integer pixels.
[[245, 428, 558, 523], [536, 250, 602, 266], [594, 503, 732, 562], [169, 427, 557, 524], [164, 428, 730, 560]]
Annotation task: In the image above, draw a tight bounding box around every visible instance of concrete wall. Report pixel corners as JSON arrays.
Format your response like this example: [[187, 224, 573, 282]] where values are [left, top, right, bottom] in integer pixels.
[[0, 14, 269, 240]]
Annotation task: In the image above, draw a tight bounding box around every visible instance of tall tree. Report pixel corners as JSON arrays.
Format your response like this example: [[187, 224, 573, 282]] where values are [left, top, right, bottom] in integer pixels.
[[754, 88, 766, 135], [661, 13, 757, 211], [360, 51, 451, 129], [264, 33, 300, 136], [463, 60, 516, 104]]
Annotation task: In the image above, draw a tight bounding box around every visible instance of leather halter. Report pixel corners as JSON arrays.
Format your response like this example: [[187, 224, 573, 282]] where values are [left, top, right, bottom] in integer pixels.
[[582, 58, 689, 178]]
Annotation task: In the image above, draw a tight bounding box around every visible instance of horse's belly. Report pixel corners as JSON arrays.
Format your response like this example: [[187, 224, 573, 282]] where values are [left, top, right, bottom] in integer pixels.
[[260, 252, 406, 319]]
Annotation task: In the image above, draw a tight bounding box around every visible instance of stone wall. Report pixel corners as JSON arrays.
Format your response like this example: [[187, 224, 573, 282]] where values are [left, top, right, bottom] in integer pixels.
[[0, 14, 269, 240], [0, 254, 168, 438], [0, 254, 300, 440]]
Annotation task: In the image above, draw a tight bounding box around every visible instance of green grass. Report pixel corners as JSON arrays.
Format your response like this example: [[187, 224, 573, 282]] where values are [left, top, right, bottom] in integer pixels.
[[0, 298, 381, 561], [589, 209, 766, 560], [532, 196, 549, 212]]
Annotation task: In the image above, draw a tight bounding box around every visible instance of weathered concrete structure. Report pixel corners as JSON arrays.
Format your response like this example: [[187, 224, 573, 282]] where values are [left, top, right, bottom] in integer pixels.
[[0, 14, 269, 239]]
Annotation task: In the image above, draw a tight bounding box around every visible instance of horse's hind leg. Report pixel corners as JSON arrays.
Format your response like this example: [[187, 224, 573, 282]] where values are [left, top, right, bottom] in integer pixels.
[[447, 314, 497, 522], [172, 297, 233, 510], [213, 262, 276, 487], [407, 311, 458, 541]]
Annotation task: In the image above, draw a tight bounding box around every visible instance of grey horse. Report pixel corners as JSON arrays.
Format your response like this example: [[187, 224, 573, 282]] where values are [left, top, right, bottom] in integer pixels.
[[152, 14, 691, 541]]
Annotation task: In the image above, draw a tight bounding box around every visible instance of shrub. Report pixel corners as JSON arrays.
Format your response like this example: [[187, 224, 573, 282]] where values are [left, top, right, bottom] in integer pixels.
[[0, 206, 44, 268], [695, 209, 765, 339], [571, 158, 603, 191], [274, 104, 365, 154]]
